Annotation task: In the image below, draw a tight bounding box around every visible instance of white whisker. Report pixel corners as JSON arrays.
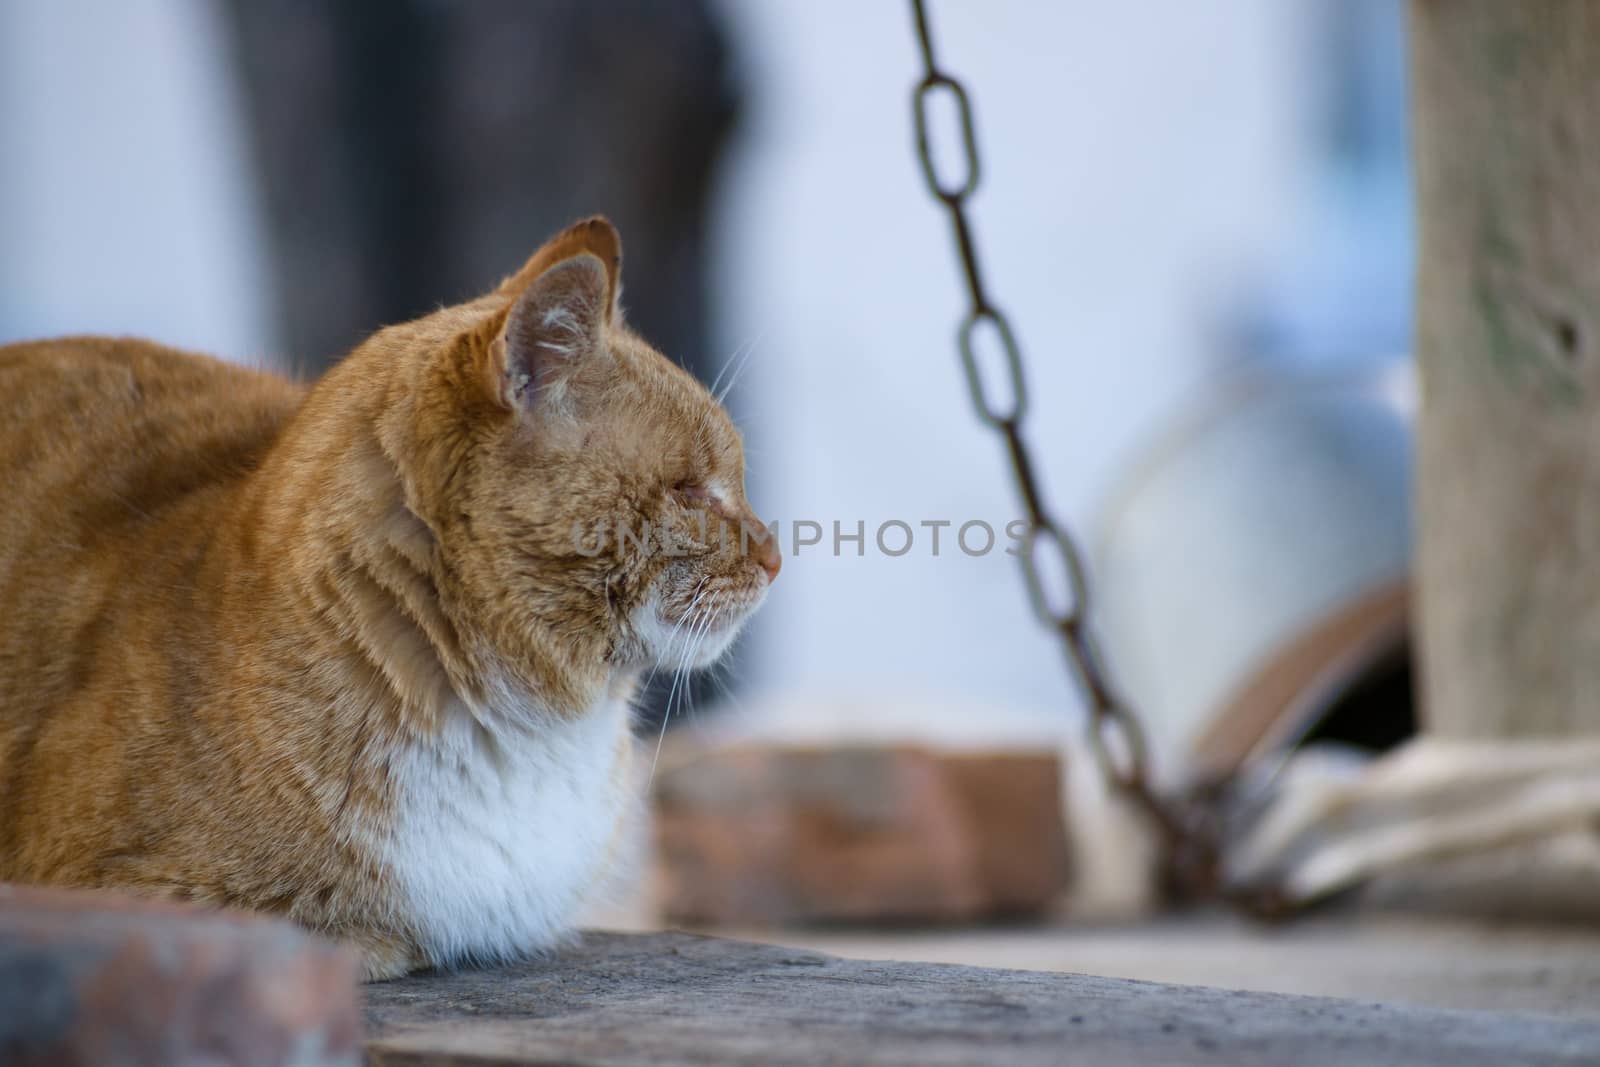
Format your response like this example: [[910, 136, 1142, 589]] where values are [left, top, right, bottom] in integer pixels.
[[640, 578, 709, 693], [707, 331, 765, 403], [647, 593, 722, 787], [713, 331, 766, 405]]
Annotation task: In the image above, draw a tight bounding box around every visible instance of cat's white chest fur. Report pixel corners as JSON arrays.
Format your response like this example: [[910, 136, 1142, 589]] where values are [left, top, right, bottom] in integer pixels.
[[382, 692, 634, 968]]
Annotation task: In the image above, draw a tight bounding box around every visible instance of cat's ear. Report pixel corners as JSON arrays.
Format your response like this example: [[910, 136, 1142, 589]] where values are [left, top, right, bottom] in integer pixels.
[[488, 217, 624, 413], [497, 216, 622, 321]]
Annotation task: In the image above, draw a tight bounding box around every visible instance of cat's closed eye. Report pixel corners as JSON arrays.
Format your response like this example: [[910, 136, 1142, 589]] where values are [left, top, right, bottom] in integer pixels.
[[672, 481, 712, 505]]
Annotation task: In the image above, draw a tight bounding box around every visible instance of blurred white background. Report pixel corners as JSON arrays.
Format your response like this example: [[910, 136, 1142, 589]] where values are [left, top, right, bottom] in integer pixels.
[[0, 1, 275, 362], [0, 0, 1410, 741], [711, 0, 1404, 732]]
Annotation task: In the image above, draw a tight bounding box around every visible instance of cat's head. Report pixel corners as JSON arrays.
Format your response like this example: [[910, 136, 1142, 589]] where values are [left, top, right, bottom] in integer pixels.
[[399, 218, 777, 702]]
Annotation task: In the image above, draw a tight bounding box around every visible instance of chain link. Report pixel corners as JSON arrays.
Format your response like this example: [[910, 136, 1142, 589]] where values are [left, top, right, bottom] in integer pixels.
[[905, 0, 1252, 907], [1017, 521, 1085, 628], [959, 308, 1027, 426]]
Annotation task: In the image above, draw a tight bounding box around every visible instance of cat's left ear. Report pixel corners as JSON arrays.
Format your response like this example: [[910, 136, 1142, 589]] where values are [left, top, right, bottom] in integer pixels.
[[492, 219, 623, 413]]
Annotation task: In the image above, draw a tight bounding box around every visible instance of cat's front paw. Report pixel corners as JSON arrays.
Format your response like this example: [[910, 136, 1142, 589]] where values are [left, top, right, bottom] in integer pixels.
[[353, 936, 421, 983]]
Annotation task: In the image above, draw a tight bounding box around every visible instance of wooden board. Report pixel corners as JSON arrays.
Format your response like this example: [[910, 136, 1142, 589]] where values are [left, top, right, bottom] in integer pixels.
[[363, 931, 1600, 1066], [1412, 0, 1600, 737]]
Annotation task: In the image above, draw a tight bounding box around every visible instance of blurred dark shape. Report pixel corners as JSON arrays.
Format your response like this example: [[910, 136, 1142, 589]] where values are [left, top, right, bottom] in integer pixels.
[[1300, 640, 1415, 755], [221, 1, 742, 730], [220, 0, 739, 380]]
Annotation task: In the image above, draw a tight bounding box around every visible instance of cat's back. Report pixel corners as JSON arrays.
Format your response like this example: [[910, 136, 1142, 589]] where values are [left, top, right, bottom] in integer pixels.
[[0, 338, 308, 881], [0, 337, 305, 713], [0, 336, 304, 538]]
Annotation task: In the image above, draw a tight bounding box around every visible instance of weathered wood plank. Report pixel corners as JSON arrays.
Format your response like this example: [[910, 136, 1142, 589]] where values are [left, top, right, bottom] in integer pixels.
[[1412, 0, 1600, 737], [362, 931, 1600, 1066]]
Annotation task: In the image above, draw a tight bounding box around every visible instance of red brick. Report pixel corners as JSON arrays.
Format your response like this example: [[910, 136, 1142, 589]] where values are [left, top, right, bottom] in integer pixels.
[[653, 745, 1071, 925], [0, 883, 360, 1066]]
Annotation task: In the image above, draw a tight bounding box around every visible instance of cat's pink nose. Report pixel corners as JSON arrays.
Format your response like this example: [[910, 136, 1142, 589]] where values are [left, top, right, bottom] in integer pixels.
[[751, 527, 781, 583]]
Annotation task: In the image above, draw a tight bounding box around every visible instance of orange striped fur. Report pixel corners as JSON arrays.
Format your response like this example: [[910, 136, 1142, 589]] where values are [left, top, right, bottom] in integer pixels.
[[0, 218, 777, 979]]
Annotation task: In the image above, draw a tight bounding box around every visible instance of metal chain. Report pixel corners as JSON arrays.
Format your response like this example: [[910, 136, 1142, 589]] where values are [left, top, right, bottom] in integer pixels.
[[906, 0, 1251, 907]]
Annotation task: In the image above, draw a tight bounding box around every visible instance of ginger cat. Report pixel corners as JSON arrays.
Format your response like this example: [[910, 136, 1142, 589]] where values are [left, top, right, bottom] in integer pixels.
[[0, 218, 778, 980]]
